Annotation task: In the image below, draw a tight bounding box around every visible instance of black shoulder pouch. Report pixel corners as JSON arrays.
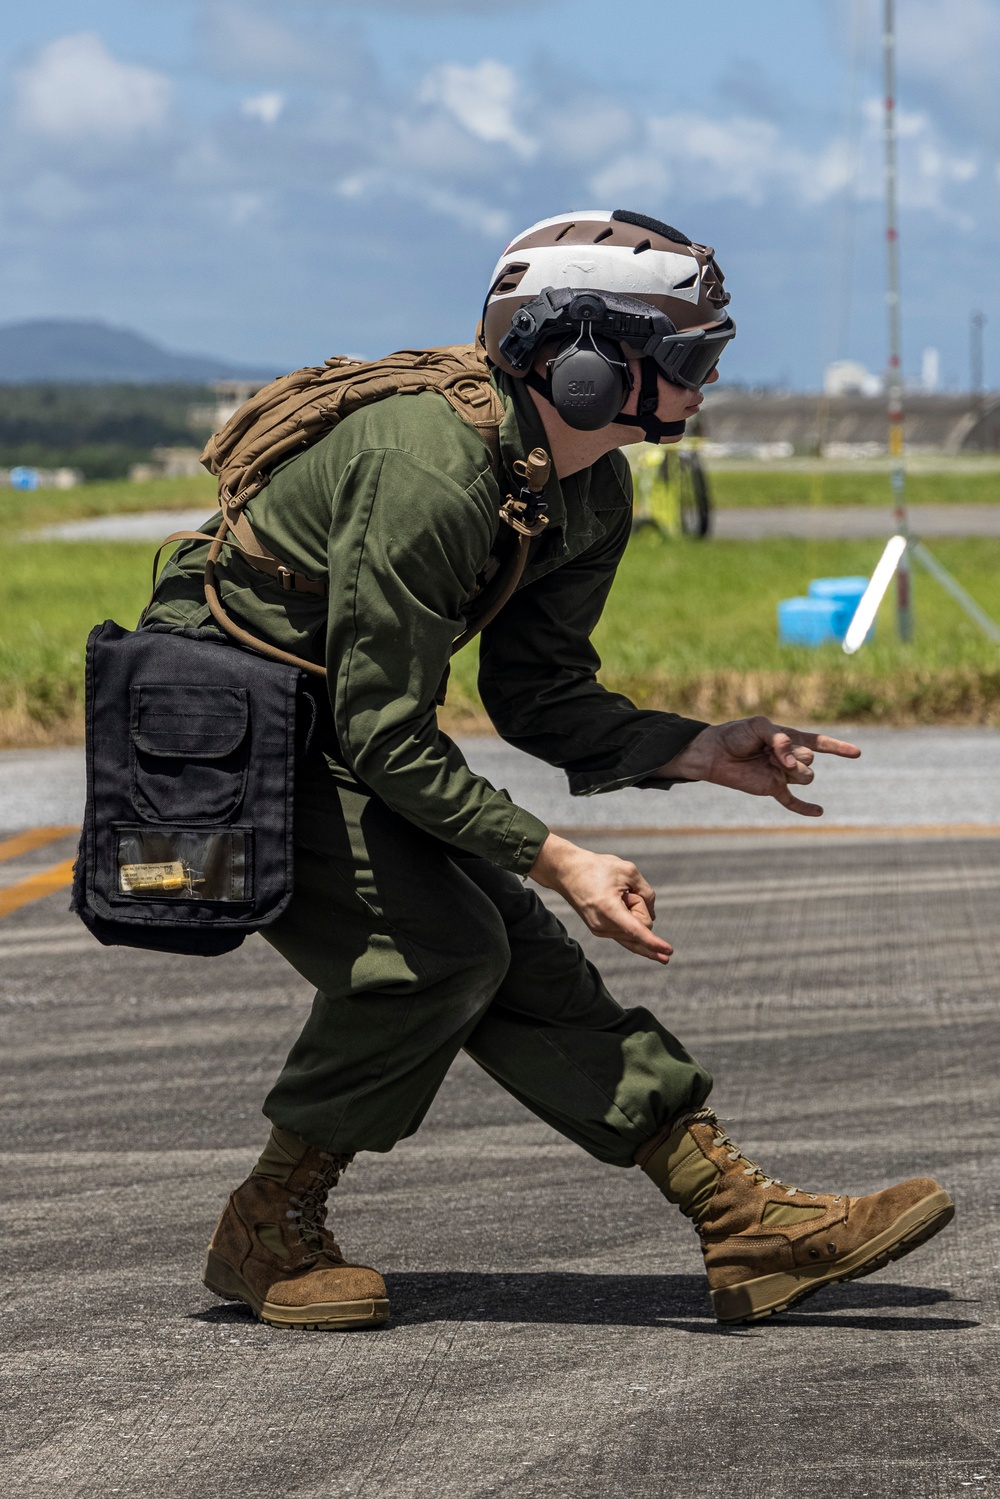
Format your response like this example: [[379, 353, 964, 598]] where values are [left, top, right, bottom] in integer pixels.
[[72, 621, 304, 956]]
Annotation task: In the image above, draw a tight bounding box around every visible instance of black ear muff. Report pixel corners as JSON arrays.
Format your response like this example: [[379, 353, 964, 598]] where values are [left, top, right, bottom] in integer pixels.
[[548, 331, 630, 431]]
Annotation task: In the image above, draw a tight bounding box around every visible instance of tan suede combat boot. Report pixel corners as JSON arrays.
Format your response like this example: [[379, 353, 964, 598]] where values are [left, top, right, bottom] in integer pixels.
[[636, 1108, 954, 1324], [202, 1127, 389, 1330]]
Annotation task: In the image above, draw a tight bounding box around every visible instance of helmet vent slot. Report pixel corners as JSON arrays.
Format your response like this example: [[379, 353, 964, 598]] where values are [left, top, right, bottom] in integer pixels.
[[675, 271, 698, 289], [593, 227, 613, 243], [632, 239, 651, 254], [554, 223, 575, 241], [493, 262, 529, 295]]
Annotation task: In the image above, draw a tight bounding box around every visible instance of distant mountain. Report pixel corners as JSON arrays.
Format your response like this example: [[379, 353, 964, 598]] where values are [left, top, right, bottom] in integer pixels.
[[0, 318, 275, 384]]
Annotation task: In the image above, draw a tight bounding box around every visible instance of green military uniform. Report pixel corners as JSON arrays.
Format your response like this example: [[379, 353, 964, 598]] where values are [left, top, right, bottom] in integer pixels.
[[144, 372, 713, 1164]]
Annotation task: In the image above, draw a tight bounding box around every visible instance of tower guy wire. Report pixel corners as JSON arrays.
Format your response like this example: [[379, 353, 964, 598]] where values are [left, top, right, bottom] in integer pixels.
[[844, 0, 1000, 657]]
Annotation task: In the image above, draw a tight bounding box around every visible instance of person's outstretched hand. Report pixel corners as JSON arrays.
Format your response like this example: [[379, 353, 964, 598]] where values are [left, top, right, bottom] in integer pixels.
[[528, 833, 673, 965], [658, 716, 861, 817]]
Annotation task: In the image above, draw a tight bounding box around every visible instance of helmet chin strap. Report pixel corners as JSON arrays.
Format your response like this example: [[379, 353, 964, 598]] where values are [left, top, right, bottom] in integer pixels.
[[613, 358, 687, 442]]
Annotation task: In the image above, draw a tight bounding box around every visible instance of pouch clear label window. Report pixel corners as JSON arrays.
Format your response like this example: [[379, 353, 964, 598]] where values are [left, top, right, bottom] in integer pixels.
[[115, 827, 250, 902]]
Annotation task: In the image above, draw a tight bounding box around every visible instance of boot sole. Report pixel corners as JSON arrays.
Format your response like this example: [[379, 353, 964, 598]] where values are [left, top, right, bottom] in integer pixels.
[[711, 1188, 955, 1325], [202, 1250, 390, 1331]]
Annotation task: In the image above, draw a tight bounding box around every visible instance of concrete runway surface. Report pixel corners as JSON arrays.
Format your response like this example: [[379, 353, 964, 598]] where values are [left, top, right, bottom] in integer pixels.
[[2, 818, 998, 1497], [713, 503, 1000, 541]]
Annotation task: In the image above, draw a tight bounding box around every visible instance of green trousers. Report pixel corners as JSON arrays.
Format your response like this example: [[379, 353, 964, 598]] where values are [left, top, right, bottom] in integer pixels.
[[262, 752, 712, 1167]]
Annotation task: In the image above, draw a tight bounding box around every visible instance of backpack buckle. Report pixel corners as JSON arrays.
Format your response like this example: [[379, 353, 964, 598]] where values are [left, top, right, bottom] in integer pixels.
[[277, 565, 295, 590]]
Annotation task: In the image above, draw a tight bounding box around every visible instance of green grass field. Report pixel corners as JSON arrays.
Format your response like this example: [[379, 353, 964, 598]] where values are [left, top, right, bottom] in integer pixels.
[[2, 467, 999, 743], [707, 466, 1000, 508], [0, 541, 153, 743], [0, 474, 217, 538], [5, 523, 998, 746], [447, 531, 1000, 728]]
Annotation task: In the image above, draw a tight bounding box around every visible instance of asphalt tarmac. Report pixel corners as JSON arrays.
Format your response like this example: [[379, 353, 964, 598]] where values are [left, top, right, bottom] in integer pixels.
[[2, 819, 998, 1497], [4, 725, 1000, 832]]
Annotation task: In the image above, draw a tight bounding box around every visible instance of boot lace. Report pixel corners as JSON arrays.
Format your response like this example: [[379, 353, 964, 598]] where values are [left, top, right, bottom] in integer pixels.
[[285, 1152, 353, 1264], [684, 1108, 841, 1204]]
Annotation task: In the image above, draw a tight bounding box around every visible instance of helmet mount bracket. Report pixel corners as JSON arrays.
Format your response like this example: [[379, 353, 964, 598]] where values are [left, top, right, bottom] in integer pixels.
[[498, 284, 733, 439]]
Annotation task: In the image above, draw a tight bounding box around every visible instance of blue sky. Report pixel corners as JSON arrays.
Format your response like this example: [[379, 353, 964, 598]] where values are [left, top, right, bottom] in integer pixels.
[[0, 0, 997, 387]]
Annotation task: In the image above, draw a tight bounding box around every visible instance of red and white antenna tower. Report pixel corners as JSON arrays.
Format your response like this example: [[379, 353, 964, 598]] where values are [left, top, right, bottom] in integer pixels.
[[882, 0, 912, 641]]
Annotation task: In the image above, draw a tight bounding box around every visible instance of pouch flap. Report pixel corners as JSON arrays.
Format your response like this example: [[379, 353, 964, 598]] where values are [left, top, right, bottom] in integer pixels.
[[131, 684, 248, 759]]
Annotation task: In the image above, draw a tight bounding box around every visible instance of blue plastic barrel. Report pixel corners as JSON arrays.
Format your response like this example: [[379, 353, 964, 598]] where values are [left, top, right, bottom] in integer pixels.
[[777, 596, 844, 646], [809, 576, 873, 641], [808, 576, 868, 614], [778, 575, 875, 646], [9, 466, 40, 491]]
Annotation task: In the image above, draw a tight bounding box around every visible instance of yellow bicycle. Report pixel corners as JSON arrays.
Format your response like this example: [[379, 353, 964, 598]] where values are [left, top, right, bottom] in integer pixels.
[[627, 438, 712, 539]]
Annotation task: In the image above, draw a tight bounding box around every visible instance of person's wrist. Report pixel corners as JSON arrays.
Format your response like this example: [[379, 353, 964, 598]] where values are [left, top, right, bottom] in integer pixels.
[[656, 726, 716, 782], [528, 832, 577, 890]]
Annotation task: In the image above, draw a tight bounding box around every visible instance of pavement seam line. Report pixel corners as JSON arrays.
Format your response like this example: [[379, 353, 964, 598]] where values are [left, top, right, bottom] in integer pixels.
[[0, 826, 79, 863], [551, 823, 1000, 840], [0, 859, 76, 920]]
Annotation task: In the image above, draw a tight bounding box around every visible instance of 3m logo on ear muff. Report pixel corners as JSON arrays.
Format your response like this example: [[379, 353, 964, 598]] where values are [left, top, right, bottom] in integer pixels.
[[549, 331, 631, 430]]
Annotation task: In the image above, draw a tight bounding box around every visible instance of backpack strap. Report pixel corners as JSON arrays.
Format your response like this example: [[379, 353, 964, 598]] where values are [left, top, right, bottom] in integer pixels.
[[202, 520, 329, 680], [150, 524, 326, 599], [188, 447, 552, 685], [150, 344, 546, 685]]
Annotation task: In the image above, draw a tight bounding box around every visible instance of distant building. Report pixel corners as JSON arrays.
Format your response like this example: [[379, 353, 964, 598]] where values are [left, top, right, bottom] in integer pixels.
[[921, 348, 940, 394], [189, 379, 268, 435], [129, 446, 205, 482], [823, 361, 883, 398], [701, 390, 1000, 458]]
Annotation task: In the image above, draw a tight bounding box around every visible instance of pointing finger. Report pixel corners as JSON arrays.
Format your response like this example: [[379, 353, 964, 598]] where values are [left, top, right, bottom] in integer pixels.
[[778, 728, 861, 759]]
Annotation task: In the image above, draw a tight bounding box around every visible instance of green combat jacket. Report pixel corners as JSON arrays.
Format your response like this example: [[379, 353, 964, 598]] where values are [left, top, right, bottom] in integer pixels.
[[144, 372, 707, 875]]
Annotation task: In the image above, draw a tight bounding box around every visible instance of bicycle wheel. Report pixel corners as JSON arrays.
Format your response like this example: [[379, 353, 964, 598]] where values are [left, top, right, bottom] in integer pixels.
[[679, 451, 712, 538]]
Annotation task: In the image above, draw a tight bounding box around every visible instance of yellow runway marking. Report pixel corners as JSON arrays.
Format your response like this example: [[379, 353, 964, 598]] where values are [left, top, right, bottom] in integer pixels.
[[0, 826, 78, 864], [0, 860, 76, 920]]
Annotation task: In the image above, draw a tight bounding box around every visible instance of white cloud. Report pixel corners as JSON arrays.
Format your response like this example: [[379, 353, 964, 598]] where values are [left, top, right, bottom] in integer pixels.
[[587, 103, 979, 222], [199, 4, 315, 79], [590, 114, 853, 210], [589, 152, 672, 204], [387, 113, 496, 178], [242, 92, 284, 125], [858, 99, 979, 215], [336, 169, 509, 238], [15, 34, 172, 142], [538, 101, 633, 168], [419, 60, 535, 159], [416, 185, 510, 239]]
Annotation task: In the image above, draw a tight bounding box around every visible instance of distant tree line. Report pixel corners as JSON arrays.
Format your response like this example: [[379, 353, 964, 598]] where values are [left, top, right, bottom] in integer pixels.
[[0, 383, 214, 479]]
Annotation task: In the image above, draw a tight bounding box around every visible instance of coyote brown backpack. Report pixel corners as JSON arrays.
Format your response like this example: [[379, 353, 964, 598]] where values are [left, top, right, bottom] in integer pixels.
[[153, 344, 551, 679]]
